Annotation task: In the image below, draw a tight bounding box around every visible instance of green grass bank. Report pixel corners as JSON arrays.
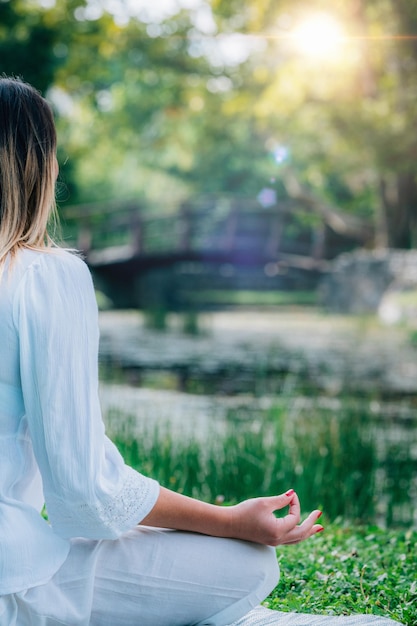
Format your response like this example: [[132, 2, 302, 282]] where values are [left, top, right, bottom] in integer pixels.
[[268, 524, 416, 625]]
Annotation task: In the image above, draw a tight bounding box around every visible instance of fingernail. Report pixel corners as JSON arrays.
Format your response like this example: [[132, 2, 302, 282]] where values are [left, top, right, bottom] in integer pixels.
[[317, 510, 323, 519], [316, 525, 325, 533], [285, 489, 295, 496]]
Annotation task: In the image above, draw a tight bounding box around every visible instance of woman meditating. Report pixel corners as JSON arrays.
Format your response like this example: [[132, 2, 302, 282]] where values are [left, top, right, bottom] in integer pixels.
[[0, 76, 402, 625]]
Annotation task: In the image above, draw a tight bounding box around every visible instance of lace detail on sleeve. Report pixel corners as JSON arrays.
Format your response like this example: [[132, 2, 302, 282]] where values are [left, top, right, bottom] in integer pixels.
[[47, 467, 160, 540]]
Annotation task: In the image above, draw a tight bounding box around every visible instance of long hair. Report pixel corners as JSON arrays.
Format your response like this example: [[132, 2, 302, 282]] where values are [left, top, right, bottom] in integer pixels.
[[0, 76, 58, 272]]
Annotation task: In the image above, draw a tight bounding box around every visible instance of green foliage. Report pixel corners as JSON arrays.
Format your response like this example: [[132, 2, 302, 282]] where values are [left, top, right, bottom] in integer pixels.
[[143, 308, 169, 331], [109, 397, 414, 528], [110, 399, 416, 622], [408, 329, 417, 349], [235, 0, 417, 247], [268, 525, 416, 625], [4, 0, 417, 248], [188, 290, 317, 306], [0, 0, 61, 91]]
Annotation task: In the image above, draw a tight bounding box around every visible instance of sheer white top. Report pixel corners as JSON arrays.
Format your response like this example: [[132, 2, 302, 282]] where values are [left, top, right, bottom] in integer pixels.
[[0, 248, 159, 595]]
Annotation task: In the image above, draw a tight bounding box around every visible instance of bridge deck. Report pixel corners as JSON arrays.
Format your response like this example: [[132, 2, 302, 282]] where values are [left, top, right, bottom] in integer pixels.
[[61, 196, 365, 308]]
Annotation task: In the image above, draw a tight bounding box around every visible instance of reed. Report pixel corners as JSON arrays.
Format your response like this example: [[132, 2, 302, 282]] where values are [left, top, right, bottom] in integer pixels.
[[109, 397, 415, 527]]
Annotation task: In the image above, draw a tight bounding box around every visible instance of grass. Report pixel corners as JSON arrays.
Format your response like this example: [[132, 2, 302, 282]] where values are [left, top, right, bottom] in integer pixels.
[[185, 289, 318, 307], [107, 403, 416, 624], [101, 305, 417, 623], [268, 524, 417, 625], [109, 397, 416, 528]]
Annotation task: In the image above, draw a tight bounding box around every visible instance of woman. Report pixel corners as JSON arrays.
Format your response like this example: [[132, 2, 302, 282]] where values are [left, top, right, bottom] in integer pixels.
[[0, 76, 401, 626]]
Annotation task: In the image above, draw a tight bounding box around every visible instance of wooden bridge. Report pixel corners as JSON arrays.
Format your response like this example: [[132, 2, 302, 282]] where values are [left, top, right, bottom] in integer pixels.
[[62, 195, 366, 309]]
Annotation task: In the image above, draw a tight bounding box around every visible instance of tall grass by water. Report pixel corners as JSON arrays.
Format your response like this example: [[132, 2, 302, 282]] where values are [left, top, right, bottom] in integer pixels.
[[109, 396, 416, 528]]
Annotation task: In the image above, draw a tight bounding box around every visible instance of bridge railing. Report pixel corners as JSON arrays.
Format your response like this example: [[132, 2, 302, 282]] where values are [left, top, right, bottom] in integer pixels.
[[61, 197, 307, 257], [60, 195, 361, 268]]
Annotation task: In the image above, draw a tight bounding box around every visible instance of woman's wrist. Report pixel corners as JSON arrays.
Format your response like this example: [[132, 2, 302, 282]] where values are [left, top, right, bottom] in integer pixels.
[[139, 486, 235, 538]]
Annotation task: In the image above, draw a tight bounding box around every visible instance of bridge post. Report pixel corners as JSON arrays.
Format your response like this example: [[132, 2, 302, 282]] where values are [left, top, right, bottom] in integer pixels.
[[77, 218, 92, 255], [128, 204, 143, 255], [266, 209, 284, 258], [311, 223, 326, 260], [179, 201, 193, 252], [223, 200, 238, 251]]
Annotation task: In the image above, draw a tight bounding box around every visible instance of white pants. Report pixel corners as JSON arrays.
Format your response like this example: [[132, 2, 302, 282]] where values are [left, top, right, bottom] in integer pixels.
[[0, 527, 279, 625]]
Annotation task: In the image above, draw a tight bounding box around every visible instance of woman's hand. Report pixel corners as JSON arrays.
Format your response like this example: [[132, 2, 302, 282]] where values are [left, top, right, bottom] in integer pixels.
[[140, 487, 323, 547], [228, 490, 323, 546]]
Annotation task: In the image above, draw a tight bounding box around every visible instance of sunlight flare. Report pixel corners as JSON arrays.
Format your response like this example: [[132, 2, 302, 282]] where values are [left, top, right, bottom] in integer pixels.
[[290, 13, 345, 60]]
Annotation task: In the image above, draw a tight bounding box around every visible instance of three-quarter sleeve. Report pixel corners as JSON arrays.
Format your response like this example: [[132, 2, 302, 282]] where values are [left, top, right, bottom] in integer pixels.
[[12, 251, 159, 540]]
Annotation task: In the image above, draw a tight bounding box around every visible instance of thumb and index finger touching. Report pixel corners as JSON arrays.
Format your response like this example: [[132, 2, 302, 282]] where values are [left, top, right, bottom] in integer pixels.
[[267, 489, 323, 534], [267, 489, 300, 516]]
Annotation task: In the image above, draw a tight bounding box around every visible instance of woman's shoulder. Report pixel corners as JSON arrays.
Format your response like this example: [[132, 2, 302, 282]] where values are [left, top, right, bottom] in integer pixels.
[[20, 247, 89, 278], [12, 248, 97, 321], [10, 248, 93, 299]]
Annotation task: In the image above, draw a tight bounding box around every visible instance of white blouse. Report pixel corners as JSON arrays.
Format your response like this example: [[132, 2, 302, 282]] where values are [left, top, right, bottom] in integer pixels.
[[0, 248, 159, 595]]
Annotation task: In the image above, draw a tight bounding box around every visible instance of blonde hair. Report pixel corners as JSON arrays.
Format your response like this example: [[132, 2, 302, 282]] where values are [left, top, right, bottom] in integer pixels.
[[0, 76, 58, 274]]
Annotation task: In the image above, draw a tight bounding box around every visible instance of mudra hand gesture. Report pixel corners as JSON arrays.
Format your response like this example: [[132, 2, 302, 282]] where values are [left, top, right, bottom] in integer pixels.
[[228, 489, 323, 546], [142, 487, 323, 547]]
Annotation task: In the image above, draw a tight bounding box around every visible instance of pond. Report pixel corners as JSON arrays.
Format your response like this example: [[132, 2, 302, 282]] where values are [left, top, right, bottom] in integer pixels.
[[98, 308, 417, 529]]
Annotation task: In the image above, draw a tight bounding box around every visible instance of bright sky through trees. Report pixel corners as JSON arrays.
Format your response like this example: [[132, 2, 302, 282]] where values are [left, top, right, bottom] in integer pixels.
[[289, 13, 345, 60], [73, 0, 205, 24]]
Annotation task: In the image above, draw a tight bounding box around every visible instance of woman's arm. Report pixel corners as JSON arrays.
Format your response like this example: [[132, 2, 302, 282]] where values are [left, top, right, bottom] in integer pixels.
[[140, 486, 323, 546], [15, 252, 159, 539]]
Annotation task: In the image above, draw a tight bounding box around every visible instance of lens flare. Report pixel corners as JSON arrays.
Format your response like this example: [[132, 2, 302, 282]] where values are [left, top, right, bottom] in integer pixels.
[[273, 145, 289, 164], [291, 14, 345, 59]]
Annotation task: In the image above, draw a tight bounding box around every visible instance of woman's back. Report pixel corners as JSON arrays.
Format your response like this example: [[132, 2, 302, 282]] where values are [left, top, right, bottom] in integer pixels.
[[0, 249, 70, 595]]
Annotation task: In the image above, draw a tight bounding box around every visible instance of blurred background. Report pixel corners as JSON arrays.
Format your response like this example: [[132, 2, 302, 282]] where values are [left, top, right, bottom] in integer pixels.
[[2, 0, 417, 527]]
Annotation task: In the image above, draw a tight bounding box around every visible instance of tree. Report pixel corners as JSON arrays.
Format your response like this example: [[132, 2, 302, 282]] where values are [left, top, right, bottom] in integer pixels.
[[51, 7, 278, 208], [0, 0, 61, 92], [5, 0, 416, 249], [210, 0, 417, 248]]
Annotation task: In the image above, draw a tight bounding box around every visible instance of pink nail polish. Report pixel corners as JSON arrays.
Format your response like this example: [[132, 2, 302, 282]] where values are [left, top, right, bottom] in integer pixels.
[[285, 489, 294, 497]]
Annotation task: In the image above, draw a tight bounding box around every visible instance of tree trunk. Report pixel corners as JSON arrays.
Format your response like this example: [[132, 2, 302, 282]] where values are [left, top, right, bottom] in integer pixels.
[[379, 172, 417, 248]]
